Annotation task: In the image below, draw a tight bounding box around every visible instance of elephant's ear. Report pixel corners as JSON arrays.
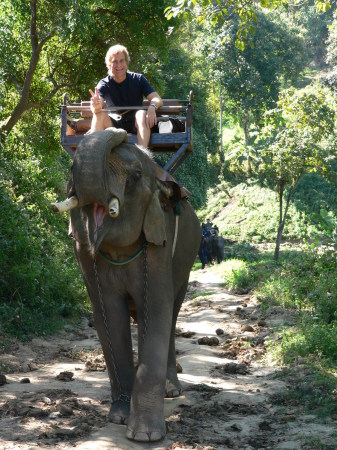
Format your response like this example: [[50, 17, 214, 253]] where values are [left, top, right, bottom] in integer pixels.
[[143, 190, 167, 246], [156, 180, 182, 210]]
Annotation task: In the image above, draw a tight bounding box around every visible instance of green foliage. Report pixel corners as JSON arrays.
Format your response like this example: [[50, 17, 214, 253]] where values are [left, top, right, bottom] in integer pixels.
[[327, 11, 337, 66], [0, 0, 171, 132], [291, 3, 333, 68], [213, 10, 308, 131], [258, 84, 336, 188], [326, 10, 337, 89], [165, 0, 284, 48], [292, 173, 337, 229], [251, 82, 337, 258], [257, 247, 337, 363], [165, 0, 332, 50], [213, 258, 252, 291], [257, 250, 317, 310], [206, 242, 337, 366], [211, 246, 278, 292], [258, 248, 337, 308], [192, 261, 202, 271], [0, 117, 88, 340], [198, 179, 323, 243]]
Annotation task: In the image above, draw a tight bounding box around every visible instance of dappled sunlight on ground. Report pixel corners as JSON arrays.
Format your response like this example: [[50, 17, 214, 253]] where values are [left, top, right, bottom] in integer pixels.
[[1, 268, 337, 449]]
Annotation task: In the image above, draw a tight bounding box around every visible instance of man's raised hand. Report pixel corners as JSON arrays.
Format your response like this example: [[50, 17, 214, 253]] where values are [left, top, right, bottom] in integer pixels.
[[89, 87, 103, 114]]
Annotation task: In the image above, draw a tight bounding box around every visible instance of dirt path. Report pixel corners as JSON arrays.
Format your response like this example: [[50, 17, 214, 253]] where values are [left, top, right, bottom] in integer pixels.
[[1, 269, 336, 449]]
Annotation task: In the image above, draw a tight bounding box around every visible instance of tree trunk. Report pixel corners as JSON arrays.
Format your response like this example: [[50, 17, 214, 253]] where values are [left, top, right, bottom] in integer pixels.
[[0, 0, 56, 135], [240, 112, 251, 171], [218, 95, 224, 163], [1, 100, 31, 135], [274, 221, 283, 261], [274, 183, 284, 261], [274, 183, 293, 261]]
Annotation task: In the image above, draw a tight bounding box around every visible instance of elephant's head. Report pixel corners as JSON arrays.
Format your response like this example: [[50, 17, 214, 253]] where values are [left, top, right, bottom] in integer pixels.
[[52, 128, 179, 253]]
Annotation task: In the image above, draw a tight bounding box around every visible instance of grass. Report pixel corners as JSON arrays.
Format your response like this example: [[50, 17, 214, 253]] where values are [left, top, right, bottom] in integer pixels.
[[190, 291, 215, 300], [198, 176, 337, 244], [212, 258, 252, 291], [270, 365, 337, 421], [192, 261, 202, 271], [209, 242, 277, 293], [208, 242, 337, 367], [206, 241, 337, 421]]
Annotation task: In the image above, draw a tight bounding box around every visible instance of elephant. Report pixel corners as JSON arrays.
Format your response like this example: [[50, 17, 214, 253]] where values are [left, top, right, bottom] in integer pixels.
[[51, 128, 201, 442], [198, 233, 225, 268], [211, 235, 225, 263]]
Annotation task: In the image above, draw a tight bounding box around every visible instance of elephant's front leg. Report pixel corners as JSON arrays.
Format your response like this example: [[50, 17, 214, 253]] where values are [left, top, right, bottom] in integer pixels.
[[91, 288, 135, 424], [126, 272, 173, 442], [75, 248, 135, 425]]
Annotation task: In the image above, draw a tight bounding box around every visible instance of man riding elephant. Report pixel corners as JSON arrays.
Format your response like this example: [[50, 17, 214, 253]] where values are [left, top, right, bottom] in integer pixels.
[[88, 44, 163, 148]]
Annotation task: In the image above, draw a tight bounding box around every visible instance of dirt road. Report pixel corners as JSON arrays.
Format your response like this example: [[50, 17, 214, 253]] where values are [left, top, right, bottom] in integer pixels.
[[1, 269, 336, 449]]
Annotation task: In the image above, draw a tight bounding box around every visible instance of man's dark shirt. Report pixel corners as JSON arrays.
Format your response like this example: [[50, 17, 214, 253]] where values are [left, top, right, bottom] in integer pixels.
[[97, 72, 155, 111]]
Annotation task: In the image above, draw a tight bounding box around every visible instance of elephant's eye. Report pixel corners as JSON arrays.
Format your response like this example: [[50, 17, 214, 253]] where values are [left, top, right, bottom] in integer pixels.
[[130, 168, 142, 181], [125, 169, 142, 191], [134, 169, 142, 180]]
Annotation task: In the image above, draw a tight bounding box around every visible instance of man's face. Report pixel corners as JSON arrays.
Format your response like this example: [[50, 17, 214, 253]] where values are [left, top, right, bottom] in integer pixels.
[[109, 52, 128, 82]]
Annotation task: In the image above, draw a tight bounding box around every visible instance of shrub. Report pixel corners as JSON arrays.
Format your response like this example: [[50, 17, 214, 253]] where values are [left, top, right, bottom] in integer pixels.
[[0, 125, 88, 340], [215, 259, 252, 291]]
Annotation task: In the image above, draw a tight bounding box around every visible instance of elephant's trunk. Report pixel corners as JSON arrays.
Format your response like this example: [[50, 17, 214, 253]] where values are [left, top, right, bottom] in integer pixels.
[[108, 197, 119, 218], [51, 195, 79, 213]]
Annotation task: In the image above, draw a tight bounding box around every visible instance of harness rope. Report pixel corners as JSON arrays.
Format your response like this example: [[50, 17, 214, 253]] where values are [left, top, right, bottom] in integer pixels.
[[98, 243, 146, 265]]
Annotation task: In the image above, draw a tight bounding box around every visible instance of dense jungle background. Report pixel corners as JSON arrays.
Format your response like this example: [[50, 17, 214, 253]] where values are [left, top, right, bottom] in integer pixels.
[[1, 0, 337, 418]]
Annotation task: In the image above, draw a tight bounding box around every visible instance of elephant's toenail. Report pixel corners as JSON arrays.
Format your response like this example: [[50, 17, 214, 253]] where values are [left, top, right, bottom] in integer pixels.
[[150, 431, 163, 441]]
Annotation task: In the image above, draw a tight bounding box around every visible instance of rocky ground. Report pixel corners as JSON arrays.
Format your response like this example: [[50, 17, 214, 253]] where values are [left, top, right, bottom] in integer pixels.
[[1, 269, 337, 450]]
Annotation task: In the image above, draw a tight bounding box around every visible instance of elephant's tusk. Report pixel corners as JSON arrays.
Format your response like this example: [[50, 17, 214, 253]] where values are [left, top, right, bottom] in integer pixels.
[[108, 197, 119, 218], [51, 195, 79, 213]]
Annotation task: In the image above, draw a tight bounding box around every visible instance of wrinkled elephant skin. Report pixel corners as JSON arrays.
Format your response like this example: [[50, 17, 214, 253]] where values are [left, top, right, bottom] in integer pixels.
[[64, 129, 201, 442]]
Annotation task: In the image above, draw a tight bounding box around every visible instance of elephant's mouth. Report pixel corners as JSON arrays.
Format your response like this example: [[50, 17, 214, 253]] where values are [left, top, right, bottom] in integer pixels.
[[94, 204, 106, 232]]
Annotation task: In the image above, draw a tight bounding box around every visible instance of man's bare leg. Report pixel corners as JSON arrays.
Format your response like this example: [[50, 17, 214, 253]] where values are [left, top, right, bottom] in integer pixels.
[[90, 111, 113, 132], [67, 118, 92, 135], [135, 110, 151, 147], [76, 119, 92, 132]]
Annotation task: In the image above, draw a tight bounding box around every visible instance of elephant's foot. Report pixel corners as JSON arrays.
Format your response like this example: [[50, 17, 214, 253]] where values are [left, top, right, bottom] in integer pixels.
[[126, 420, 166, 442], [165, 368, 183, 398], [165, 378, 182, 398], [109, 399, 130, 425]]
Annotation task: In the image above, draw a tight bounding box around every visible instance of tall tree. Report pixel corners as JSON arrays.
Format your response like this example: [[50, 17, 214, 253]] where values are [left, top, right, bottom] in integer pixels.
[[0, 0, 170, 136], [255, 84, 336, 260], [326, 10, 337, 89], [165, 0, 332, 47], [208, 10, 308, 149]]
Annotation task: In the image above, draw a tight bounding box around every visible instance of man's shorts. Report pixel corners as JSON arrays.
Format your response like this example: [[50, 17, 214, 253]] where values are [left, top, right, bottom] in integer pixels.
[[108, 111, 137, 134]]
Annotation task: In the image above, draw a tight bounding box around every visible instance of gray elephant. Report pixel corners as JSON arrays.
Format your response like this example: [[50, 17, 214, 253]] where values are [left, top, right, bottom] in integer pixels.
[[211, 235, 225, 263], [51, 128, 201, 442]]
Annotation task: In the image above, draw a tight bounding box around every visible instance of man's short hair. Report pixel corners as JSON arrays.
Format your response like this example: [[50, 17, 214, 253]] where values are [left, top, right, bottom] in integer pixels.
[[105, 45, 130, 75]]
